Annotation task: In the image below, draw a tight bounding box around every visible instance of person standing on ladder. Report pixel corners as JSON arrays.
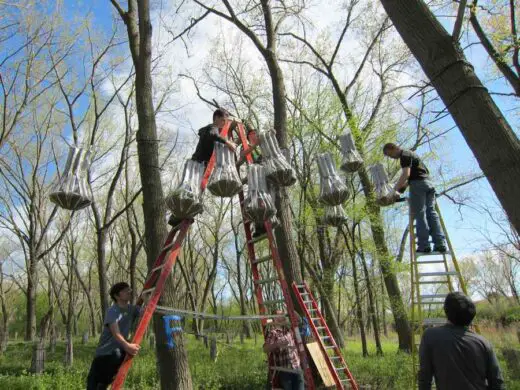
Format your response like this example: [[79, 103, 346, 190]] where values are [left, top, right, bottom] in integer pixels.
[[383, 143, 447, 253], [168, 108, 237, 227], [86, 282, 141, 390], [264, 309, 304, 390]]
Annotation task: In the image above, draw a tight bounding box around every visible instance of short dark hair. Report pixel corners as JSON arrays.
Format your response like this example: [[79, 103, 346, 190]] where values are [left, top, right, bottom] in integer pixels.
[[109, 282, 130, 301], [213, 108, 229, 121], [444, 292, 476, 326], [383, 142, 399, 154]]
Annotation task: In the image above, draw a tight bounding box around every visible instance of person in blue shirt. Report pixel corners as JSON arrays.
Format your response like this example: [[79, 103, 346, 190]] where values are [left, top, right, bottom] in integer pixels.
[[86, 282, 141, 390]]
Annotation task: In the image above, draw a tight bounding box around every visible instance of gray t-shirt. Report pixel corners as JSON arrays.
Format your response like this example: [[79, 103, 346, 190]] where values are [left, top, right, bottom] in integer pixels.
[[95, 304, 140, 356], [419, 324, 505, 390]]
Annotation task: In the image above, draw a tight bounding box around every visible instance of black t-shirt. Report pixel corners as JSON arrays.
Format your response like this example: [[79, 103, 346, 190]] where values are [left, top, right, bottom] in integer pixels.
[[191, 124, 227, 164], [400, 150, 429, 181]]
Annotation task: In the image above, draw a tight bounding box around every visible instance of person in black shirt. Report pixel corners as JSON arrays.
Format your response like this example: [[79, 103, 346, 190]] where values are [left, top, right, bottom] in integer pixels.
[[383, 143, 446, 253], [418, 292, 505, 390], [168, 109, 237, 227], [191, 108, 237, 164]]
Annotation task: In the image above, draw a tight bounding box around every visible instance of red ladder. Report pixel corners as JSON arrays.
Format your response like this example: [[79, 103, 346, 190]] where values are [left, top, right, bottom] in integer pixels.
[[292, 282, 358, 390], [111, 121, 233, 389], [235, 121, 315, 390]]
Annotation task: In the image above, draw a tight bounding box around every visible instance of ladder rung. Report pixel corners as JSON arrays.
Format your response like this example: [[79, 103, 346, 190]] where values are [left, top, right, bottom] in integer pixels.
[[253, 255, 271, 264], [423, 318, 447, 326], [415, 259, 446, 264], [142, 287, 155, 295], [151, 264, 165, 273], [335, 366, 347, 371], [417, 251, 450, 258], [416, 280, 450, 284], [315, 326, 326, 330], [295, 284, 306, 289], [418, 271, 458, 277], [311, 318, 321, 321], [261, 299, 286, 306], [324, 345, 335, 349], [303, 300, 313, 304], [321, 336, 331, 340], [420, 294, 448, 299], [308, 308, 317, 312], [330, 356, 341, 359], [248, 234, 267, 244], [254, 277, 279, 285]]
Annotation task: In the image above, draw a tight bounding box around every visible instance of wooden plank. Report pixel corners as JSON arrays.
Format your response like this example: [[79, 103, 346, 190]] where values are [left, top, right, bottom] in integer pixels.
[[306, 341, 335, 387]]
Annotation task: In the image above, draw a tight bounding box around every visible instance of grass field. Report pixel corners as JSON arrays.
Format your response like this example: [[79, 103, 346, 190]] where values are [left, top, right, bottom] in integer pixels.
[[0, 329, 518, 389]]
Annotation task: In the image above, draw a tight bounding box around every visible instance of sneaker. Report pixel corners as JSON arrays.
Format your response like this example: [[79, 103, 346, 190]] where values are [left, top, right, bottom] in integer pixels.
[[416, 246, 431, 253], [433, 245, 447, 253]]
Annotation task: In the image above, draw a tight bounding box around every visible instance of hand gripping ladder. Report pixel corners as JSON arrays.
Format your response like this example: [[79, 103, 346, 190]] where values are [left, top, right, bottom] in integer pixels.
[[111, 121, 234, 389], [292, 282, 358, 390], [234, 121, 315, 390], [409, 200, 477, 388]]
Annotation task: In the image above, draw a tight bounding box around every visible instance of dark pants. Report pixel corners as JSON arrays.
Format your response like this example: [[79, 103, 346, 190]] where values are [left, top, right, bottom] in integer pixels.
[[86, 350, 125, 390], [279, 371, 304, 390]]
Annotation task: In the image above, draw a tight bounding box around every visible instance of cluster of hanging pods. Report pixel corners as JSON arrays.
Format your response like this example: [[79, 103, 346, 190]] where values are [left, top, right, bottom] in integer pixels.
[[49, 126, 395, 225]]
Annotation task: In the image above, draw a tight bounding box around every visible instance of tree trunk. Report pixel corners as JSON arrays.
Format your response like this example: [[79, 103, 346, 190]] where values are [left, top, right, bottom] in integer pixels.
[[359, 168, 411, 351], [359, 251, 383, 355], [25, 255, 38, 341], [379, 0, 520, 234], [94, 228, 109, 316], [350, 254, 368, 357], [115, 1, 193, 388]]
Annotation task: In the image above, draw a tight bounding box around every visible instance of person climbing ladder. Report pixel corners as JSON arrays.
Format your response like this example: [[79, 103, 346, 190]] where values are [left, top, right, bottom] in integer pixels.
[[168, 108, 237, 228], [383, 143, 446, 253]]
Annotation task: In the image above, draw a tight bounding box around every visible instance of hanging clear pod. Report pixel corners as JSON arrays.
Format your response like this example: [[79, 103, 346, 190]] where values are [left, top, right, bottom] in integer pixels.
[[165, 159, 205, 219], [244, 164, 276, 223], [369, 163, 396, 206], [207, 142, 242, 197], [258, 129, 296, 187], [339, 132, 363, 173], [322, 204, 348, 227], [317, 153, 349, 206], [49, 145, 93, 211]]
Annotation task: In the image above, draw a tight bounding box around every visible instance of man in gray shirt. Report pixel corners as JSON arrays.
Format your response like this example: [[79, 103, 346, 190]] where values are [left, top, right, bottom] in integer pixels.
[[86, 282, 141, 389], [418, 292, 505, 390]]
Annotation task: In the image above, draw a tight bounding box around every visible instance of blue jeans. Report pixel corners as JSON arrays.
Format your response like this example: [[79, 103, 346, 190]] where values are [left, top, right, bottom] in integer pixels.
[[279, 371, 304, 390], [409, 180, 445, 249]]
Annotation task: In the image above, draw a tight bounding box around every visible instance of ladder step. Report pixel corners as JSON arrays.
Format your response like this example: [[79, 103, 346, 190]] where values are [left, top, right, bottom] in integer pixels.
[[420, 294, 448, 299], [418, 271, 458, 277], [253, 255, 271, 265], [324, 346, 335, 349], [335, 366, 347, 371], [330, 356, 341, 360], [311, 318, 321, 322], [151, 264, 165, 273], [142, 287, 155, 295], [254, 277, 279, 285], [417, 251, 450, 258], [262, 299, 286, 306], [321, 336, 331, 341], [415, 260, 446, 264], [303, 300, 313, 304], [248, 234, 267, 244], [423, 318, 447, 326], [315, 326, 326, 330], [416, 280, 450, 284]]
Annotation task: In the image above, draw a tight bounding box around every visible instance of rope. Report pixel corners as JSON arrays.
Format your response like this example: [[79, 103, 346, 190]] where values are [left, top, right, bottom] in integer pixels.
[[155, 306, 285, 321]]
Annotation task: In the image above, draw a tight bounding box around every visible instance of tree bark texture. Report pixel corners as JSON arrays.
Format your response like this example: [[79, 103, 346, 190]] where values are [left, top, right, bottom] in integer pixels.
[[112, 0, 193, 388], [380, 0, 520, 234]]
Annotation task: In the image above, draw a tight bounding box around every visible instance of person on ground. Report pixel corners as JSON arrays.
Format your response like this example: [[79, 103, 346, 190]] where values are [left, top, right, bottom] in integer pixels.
[[264, 309, 304, 390], [86, 282, 141, 390], [383, 143, 446, 253], [418, 292, 505, 390], [168, 109, 237, 228]]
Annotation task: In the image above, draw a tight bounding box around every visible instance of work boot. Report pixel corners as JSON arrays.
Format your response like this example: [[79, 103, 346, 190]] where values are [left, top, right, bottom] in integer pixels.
[[416, 245, 431, 254], [252, 223, 266, 238], [433, 244, 447, 253]]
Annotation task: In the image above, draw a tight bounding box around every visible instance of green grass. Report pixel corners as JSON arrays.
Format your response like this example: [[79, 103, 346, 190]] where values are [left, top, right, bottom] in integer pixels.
[[0, 330, 518, 389]]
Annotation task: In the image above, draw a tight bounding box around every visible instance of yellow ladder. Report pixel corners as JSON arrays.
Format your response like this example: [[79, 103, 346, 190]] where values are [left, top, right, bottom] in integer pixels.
[[409, 201, 474, 387]]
